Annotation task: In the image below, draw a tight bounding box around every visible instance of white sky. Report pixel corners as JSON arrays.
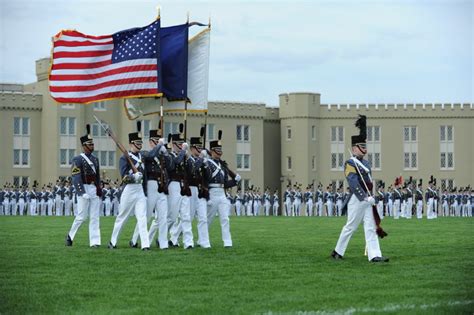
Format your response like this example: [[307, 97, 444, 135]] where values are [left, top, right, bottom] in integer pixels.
[[0, 0, 472, 106]]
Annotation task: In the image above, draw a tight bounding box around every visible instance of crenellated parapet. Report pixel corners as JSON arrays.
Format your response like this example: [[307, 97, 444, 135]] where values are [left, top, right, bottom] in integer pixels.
[[0, 91, 43, 111]]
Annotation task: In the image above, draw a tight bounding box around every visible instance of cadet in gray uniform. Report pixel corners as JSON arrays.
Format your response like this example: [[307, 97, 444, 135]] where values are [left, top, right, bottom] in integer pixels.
[[65, 125, 102, 247]]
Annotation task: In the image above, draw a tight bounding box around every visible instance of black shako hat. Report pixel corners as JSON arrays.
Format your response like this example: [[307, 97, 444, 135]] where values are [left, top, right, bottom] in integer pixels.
[[210, 130, 223, 151], [80, 124, 93, 145], [149, 120, 163, 140], [128, 121, 142, 143], [351, 115, 367, 146]]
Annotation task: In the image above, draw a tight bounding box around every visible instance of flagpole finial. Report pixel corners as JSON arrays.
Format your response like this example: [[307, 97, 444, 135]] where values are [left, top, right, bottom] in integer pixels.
[[208, 16, 211, 28], [156, 6, 161, 19]]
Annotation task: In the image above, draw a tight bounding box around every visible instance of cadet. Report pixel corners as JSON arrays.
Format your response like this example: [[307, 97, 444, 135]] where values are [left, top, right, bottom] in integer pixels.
[[65, 125, 102, 247], [203, 133, 240, 247], [425, 176, 436, 219], [415, 180, 424, 219], [392, 178, 402, 219], [272, 190, 279, 216], [332, 115, 388, 263]]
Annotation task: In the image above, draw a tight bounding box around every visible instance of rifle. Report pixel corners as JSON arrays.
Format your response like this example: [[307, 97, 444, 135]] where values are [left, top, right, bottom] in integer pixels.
[[177, 123, 191, 197], [198, 125, 209, 200], [157, 113, 168, 195], [347, 148, 387, 238], [215, 130, 238, 180], [93, 115, 138, 174]]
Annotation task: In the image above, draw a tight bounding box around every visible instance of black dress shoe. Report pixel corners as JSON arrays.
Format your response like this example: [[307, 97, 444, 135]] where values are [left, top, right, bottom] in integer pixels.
[[168, 240, 179, 248], [224, 245, 232, 249], [90, 245, 100, 248], [142, 247, 150, 251], [370, 256, 389, 263], [155, 239, 160, 248], [129, 240, 138, 248], [65, 234, 73, 246], [185, 245, 194, 250], [331, 250, 343, 260], [108, 242, 117, 249]]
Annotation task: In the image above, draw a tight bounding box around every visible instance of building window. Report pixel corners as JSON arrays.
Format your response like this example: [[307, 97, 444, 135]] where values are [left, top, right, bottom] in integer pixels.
[[13, 176, 28, 187], [330, 126, 344, 170], [441, 179, 454, 191], [94, 150, 115, 168], [60, 149, 76, 167], [312, 156, 316, 170], [367, 126, 381, 170], [61, 103, 76, 109], [13, 149, 29, 167], [60, 117, 76, 136], [311, 125, 316, 141], [164, 122, 180, 137], [207, 124, 215, 141], [139, 119, 151, 138], [236, 125, 250, 142], [403, 126, 417, 170], [13, 117, 29, 135], [440, 125, 454, 170], [286, 126, 292, 140], [236, 154, 250, 170], [93, 101, 106, 111], [287, 156, 292, 170]]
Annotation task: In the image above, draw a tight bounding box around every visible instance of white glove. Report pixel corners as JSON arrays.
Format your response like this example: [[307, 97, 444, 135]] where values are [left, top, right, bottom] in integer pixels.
[[235, 174, 241, 182], [366, 196, 376, 205], [203, 157, 208, 164], [199, 149, 208, 159], [133, 172, 143, 182], [81, 193, 91, 200], [158, 138, 165, 145], [181, 142, 189, 151], [159, 145, 167, 155]]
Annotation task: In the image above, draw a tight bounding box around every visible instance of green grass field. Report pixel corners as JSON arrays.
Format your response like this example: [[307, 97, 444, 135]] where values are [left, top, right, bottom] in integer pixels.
[[0, 216, 473, 314]]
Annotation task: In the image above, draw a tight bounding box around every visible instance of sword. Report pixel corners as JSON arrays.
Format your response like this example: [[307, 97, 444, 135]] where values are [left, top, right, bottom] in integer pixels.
[[93, 115, 138, 174]]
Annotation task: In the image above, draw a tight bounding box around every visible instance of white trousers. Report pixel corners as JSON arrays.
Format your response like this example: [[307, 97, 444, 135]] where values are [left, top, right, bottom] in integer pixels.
[[317, 200, 323, 216], [326, 201, 333, 217], [416, 200, 423, 219], [336, 200, 343, 216], [145, 181, 169, 249], [264, 200, 271, 216], [167, 181, 193, 248], [104, 199, 112, 216], [427, 198, 434, 219], [273, 203, 279, 216], [442, 201, 449, 217], [406, 199, 413, 219], [285, 199, 291, 216], [377, 201, 384, 219], [55, 197, 62, 216], [64, 197, 72, 216], [11, 201, 17, 215], [2, 200, 7, 215], [40, 201, 46, 216], [113, 199, 119, 216], [30, 199, 37, 216], [207, 188, 232, 247], [335, 195, 382, 261], [18, 199, 25, 216], [393, 199, 400, 219], [306, 200, 313, 216], [171, 186, 210, 248], [68, 184, 101, 246], [387, 200, 393, 217], [110, 184, 149, 249], [293, 200, 301, 216], [235, 201, 242, 216], [253, 201, 259, 216], [47, 200, 54, 216]]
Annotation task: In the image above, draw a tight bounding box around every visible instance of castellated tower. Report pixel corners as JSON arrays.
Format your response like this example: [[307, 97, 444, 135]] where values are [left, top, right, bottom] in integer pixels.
[[279, 92, 321, 194]]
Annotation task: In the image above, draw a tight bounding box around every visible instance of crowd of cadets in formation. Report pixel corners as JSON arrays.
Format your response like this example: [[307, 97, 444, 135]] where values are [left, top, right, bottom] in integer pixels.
[[0, 178, 472, 219]]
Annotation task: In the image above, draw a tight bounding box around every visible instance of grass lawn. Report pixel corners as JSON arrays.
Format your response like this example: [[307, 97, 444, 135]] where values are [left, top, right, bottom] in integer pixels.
[[0, 216, 473, 314]]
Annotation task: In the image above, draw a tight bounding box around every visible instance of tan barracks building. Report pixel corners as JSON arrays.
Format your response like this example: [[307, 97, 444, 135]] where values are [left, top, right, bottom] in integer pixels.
[[1, 57, 473, 195]]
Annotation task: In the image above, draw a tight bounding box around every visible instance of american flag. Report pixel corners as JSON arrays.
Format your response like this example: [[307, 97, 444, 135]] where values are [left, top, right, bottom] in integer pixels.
[[49, 20, 161, 104]]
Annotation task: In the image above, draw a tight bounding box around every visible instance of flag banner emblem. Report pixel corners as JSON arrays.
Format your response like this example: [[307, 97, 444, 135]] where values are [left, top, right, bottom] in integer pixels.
[[49, 20, 162, 104]]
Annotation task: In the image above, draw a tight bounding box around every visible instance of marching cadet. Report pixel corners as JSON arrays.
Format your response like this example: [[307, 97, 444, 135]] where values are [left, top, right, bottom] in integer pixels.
[[131, 128, 171, 250], [324, 185, 334, 217], [29, 185, 38, 216], [304, 186, 314, 216], [292, 186, 301, 216], [253, 189, 260, 216], [433, 182, 439, 218], [169, 134, 211, 249], [272, 190, 279, 216], [38, 187, 45, 216], [166, 130, 194, 249], [284, 186, 291, 216], [47, 185, 55, 215], [103, 182, 112, 216], [54, 180, 62, 216], [235, 190, 242, 216], [64, 181, 73, 216], [336, 185, 344, 217], [441, 189, 449, 217], [406, 178, 414, 219], [4, 186, 11, 215], [0, 186, 4, 215], [66, 125, 102, 247], [385, 186, 392, 217], [375, 182, 385, 219], [400, 183, 407, 219], [392, 177, 402, 219], [316, 184, 323, 216], [332, 115, 388, 263], [109, 122, 164, 250], [462, 187, 469, 217], [415, 180, 424, 219], [264, 188, 271, 216], [18, 186, 27, 216], [11, 187, 18, 215], [246, 189, 253, 216], [425, 176, 436, 219], [203, 132, 240, 247]]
